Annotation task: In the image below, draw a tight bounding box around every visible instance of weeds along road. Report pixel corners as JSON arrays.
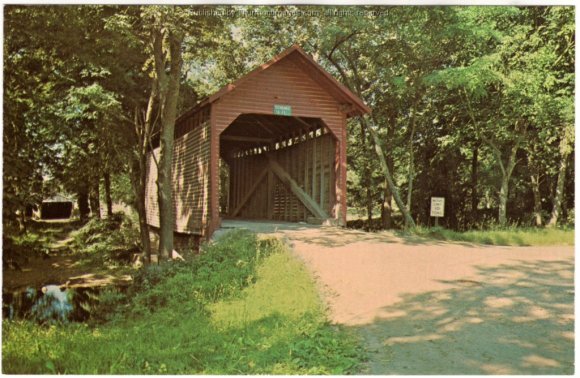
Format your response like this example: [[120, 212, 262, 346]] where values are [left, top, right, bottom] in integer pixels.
[[217, 220, 574, 375]]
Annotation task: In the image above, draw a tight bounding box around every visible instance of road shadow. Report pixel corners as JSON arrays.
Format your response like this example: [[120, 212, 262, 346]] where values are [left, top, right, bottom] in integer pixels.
[[219, 219, 486, 248], [285, 228, 486, 249], [285, 228, 400, 248], [353, 258, 574, 374]]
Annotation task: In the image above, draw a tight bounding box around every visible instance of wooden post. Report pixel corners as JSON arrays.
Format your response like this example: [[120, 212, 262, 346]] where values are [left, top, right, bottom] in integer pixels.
[[320, 136, 325, 208], [267, 168, 274, 220], [235, 158, 240, 213], [305, 136, 310, 201], [312, 133, 317, 202]]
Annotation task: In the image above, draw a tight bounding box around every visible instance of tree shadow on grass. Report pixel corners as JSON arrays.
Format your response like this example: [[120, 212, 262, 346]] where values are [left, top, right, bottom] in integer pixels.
[[354, 258, 574, 375], [3, 311, 361, 375]]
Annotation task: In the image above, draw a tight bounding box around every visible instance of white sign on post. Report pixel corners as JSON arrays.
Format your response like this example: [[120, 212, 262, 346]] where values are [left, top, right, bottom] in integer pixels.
[[430, 197, 445, 218]]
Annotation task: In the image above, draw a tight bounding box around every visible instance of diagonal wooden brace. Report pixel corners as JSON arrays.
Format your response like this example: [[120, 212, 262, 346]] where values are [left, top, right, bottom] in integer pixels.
[[267, 155, 329, 219], [231, 166, 269, 217]]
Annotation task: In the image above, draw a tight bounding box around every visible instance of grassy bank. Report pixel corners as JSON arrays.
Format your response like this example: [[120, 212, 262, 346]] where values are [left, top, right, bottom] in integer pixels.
[[2, 230, 364, 374], [405, 226, 574, 246]]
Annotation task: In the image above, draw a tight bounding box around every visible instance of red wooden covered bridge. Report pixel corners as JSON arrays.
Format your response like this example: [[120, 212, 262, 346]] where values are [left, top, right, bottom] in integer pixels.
[[145, 45, 370, 244]]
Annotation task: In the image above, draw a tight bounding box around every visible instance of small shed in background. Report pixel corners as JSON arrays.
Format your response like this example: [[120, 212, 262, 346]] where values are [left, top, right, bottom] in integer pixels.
[[40, 194, 74, 220], [145, 45, 370, 243]]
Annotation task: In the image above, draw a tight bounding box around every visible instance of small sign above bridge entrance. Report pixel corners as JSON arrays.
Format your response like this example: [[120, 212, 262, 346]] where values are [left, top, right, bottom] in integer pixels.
[[273, 104, 292, 116]]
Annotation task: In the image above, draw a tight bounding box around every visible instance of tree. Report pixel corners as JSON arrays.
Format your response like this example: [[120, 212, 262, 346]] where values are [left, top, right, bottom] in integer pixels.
[[4, 4, 573, 240], [141, 8, 183, 259]]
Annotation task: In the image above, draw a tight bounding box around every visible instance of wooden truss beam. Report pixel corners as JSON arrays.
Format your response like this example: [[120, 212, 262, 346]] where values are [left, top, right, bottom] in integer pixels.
[[221, 135, 273, 143], [292, 116, 315, 133], [267, 155, 329, 219], [231, 166, 269, 217], [254, 118, 276, 136]]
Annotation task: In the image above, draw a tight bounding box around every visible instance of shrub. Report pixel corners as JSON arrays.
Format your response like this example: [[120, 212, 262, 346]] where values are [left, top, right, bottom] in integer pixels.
[[124, 230, 278, 316], [68, 213, 140, 266]]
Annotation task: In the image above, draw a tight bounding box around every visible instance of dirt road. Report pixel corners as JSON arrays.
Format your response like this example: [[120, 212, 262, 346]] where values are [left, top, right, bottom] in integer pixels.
[[218, 220, 575, 374]]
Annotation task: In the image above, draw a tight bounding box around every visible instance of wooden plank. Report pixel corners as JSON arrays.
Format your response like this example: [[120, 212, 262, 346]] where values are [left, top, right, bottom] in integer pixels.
[[299, 131, 306, 220], [304, 138, 310, 199], [231, 165, 269, 217], [267, 169, 274, 219], [320, 137, 325, 208], [287, 133, 296, 222], [231, 158, 237, 213], [283, 147, 289, 220], [236, 159, 241, 212], [267, 155, 328, 219], [237, 158, 244, 214], [312, 135, 317, 200], [327, 136, 334, 214], [295, 133, 301, 220]]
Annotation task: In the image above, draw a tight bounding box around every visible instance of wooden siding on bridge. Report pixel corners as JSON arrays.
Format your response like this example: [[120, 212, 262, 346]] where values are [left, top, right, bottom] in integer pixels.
[[145, 115, 211, 235], [144, 45, 369, 240], [211, 54, 346, 140], [210, 53, 348, 233]]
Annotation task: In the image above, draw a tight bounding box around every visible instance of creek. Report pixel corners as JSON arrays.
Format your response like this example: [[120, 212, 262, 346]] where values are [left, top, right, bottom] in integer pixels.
[[2, 284, 125, 324]]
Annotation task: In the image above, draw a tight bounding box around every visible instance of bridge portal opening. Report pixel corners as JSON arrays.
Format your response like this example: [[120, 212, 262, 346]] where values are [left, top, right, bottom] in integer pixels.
[[219, 113, 338, 224]]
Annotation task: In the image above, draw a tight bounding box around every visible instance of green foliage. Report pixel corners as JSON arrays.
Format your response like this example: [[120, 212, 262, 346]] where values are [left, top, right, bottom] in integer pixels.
[[2, 230, 364, 374], [109, 173, 136, 206], [68, 213, 139, 267], [4, 5, 574, 235], [88, 288, 128, 323], [127, 230, 279, 315], [3, 221, 81, 262], [404, 226, 574, 246]]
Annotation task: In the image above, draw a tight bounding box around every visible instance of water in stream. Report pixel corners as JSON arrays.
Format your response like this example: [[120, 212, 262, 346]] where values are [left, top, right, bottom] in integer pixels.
[[3, 285, 102, 324]]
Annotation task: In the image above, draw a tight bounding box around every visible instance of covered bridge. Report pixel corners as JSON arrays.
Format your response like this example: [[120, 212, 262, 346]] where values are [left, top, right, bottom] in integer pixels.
[[145, 45, 370, 242]]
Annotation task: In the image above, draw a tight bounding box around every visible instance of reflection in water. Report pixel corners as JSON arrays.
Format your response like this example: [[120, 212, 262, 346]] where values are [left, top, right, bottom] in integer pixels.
[[3, 285, 100, 323], [30, 285, 73, 324]]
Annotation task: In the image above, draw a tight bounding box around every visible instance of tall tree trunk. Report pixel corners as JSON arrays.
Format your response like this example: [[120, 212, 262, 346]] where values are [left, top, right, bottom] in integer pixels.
[[405, 107, 417, 227], [548, 152, 570, 227], [131, 158, 152, 263], [17, 206, 26, 234], [470, 144, 479, 225], [496, 144, 518, 228], [530, 162, 543, 227], [405, 98, 419, 227], [382, 178, 393, 229], [498, 176, 509, 227], [323, 48, 400, 229], [463, 91, 523, 228], [366, 179, 373, 229], [104, 171, 113, 217], [89, 176, 101, 219], [130, 79, 158, 264], [548, 124, 573, 227], [152, 25, 183, 260], [381, 117, 395, 229], [363, 117, 416, 228], [360, 123, 373, 229], [78, 185, 90, 222]]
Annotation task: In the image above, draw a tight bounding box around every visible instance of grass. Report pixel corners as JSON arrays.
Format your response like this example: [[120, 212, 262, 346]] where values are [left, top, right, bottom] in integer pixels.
[[3, 215, 139, 292], [404, 226, 574, 246], [2, 230, 364, 374], [4, 220, 80, 258]]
